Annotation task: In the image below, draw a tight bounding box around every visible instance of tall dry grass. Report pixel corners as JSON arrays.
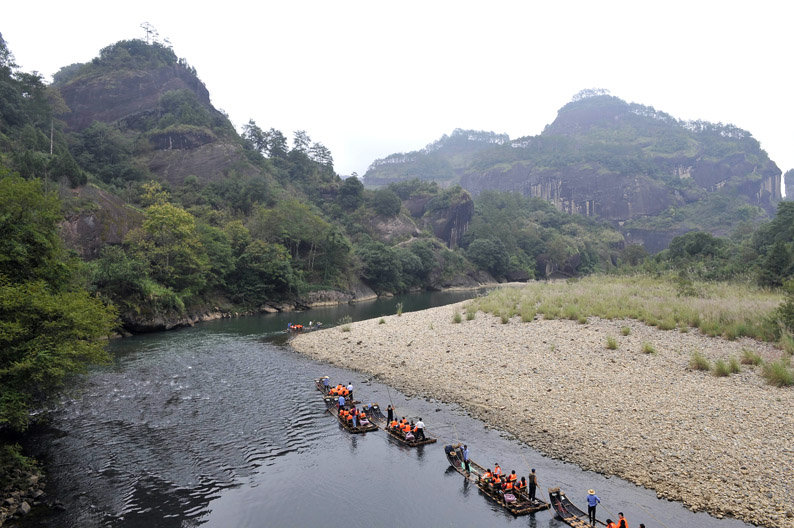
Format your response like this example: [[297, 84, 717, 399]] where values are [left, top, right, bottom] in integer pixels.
[[468, 275, 782, 342]]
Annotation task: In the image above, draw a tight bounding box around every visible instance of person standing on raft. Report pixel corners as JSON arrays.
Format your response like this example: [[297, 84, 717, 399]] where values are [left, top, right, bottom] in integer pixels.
[[587, 489, 600, 525]]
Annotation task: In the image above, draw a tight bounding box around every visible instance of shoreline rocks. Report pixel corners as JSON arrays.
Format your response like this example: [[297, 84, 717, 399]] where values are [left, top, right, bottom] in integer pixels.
[[291, 301, 794, 528], [0, 470, 47, 525]]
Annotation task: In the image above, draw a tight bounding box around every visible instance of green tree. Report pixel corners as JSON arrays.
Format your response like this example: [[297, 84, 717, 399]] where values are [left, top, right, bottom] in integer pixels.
[[338, 176, 364, 210], [372, 188, 401, 217], [466, 238, 509, 276], [127, 202, 209, 295], [0, 174, 116, 431], [356, 240, 402, 292], [759, 241, 790, 288], [231, 240, 299, 303]]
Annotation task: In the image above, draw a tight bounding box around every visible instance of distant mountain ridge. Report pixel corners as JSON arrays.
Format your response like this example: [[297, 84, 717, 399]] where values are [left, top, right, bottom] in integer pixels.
[[364, 90, 782, 251]]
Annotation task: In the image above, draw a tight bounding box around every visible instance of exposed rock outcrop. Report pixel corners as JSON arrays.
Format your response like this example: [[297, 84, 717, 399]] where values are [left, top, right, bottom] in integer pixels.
[[59, 185, 143, 259], [58, 64, 210, 132]]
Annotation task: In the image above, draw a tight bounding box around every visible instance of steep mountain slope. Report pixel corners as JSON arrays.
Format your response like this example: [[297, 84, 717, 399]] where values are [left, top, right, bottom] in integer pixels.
[[53, 40, 260, 187], [365, 91, 782, 251]]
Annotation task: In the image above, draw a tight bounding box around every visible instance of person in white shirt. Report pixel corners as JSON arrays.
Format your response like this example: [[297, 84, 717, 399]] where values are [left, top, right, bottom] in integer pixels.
[[414, 418, 425, 441], [346, 382, 353, 400]]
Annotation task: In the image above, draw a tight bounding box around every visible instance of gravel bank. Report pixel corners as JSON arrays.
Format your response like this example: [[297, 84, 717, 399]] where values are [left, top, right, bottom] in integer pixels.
[[291, 301, 794, 528]]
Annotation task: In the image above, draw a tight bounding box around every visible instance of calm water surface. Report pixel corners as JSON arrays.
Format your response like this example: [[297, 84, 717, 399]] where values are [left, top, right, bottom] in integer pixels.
[[22, 291, 752, 527]]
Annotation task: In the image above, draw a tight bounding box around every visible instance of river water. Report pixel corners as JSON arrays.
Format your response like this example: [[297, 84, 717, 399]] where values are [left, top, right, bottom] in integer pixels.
[[22, 291, 752, 527]]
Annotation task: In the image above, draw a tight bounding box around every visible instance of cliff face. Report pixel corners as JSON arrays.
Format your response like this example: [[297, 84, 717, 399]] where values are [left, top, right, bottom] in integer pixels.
[[60, 185, 144, 259], [365, 94, 783, 250], [58, 64, 211, 132]]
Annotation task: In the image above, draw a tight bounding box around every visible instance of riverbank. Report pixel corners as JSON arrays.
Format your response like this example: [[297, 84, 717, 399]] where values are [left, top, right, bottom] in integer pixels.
[[291, 301, 794, 528]]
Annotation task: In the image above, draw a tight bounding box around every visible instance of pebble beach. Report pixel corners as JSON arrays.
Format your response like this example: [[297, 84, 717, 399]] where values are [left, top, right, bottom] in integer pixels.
[[291, 300, 794, 528]]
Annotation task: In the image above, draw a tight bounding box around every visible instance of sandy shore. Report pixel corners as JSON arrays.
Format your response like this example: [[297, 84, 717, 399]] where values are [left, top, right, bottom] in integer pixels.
[[292, 301, 794, 528]]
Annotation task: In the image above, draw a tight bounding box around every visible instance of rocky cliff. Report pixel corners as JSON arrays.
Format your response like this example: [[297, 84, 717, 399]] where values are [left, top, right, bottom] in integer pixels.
[[365, 92, 783, 250]]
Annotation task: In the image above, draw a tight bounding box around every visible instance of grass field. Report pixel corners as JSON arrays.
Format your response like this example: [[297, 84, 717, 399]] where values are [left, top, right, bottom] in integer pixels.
[[468, 274, 784, 343]]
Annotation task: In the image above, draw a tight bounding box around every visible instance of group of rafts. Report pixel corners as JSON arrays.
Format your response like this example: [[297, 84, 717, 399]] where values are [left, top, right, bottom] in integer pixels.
[[315, 377, 610, 526]]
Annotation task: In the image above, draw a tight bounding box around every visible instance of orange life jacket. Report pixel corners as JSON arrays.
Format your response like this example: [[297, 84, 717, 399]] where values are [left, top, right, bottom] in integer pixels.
[[402, 424, 411, 432], [516, 481, 526, 489], [494, 465, 502, 476], [504, 481, 513, 490], [606, 523, 618, 528], [359, 412, 366, 419], [508, 473, 516, 482], [342, 389, 349, 396], [390, 420, 398, 428], [346, 414, 353, 422], [483, 472, 492, 479], [617, 519, 628, 528], [493, 476, 501, 485]]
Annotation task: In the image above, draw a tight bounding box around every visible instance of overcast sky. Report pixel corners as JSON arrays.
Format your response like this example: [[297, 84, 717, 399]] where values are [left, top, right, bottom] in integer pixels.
[[4, 1, 791, 182]]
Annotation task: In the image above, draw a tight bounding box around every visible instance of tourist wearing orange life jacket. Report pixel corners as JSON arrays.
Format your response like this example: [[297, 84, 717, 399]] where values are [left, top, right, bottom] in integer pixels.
[[605, 520, 617, 528], [508, 470, 517, 482], [502, 480, 513, 491], [494, 464, 502, 478], [616, 512, 629, 528], [516, 477, 526, 490], [482, 469, 493, 481]]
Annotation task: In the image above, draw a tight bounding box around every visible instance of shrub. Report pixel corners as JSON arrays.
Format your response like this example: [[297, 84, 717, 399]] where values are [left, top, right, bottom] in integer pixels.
[[713, 359, 730, 377], [379, 318, 386, 325], [761, 359, 794, 387], [728, 357, 742, 374], [466, 309, 476, 321], [338, 315, 352, 332], [396, 302, 403, 316], [453, 310, 462, 324], [578, 316, 588, 324], [740, 348, 763, 366], [779, 331, 794, 356], [689, 351, 711, 371], [642, 342, 656, 354], [606, 336, 618, 350], [501, 314, 509, 324], [621, 326, 631, 336]]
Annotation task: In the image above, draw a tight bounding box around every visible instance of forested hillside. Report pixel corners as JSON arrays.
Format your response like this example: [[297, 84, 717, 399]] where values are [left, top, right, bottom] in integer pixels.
[[365, 89, 782, 252]]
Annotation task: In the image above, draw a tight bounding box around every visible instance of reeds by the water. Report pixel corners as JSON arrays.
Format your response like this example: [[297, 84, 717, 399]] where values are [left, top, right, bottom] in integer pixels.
[[468, 275, 782, 342]]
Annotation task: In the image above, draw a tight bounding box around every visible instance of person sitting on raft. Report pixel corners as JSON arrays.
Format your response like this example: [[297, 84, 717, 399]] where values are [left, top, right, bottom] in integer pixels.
[[494, 463, 502, 479], [508, 470, 517, 483], [481, 469, 493, 482], [516, 477, 527, 490]]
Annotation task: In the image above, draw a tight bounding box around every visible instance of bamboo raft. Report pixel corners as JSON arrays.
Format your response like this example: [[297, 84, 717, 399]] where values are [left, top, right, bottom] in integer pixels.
[[549, 487, 605, 527], [324, 401, 378, 434], [366, 404, 437, 446], [444, 445, 550, 515], [314, 377, 359, 404]]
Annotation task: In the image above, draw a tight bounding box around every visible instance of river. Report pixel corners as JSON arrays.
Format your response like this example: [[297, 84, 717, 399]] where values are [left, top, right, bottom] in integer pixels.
[[21, 291, 752, 527]]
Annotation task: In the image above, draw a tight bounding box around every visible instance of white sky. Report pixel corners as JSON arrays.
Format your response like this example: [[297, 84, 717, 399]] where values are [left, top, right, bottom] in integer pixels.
[[4, 1, 792, 182]]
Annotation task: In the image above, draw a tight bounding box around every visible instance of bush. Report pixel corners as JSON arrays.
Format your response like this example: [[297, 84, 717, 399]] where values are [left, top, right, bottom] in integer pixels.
[[689, 351, 711, 371], [606, 336, 618, 350], [713, 359, 730, 377], [642, 342, 656, 354], [453, 310, 462, 323], [761, 359, 794, 387], [740, 348, 763, 366], [338, 315, 352, 332], [379, 318, 386, 325], [728, 357, 742, 374], [396, 302, 403, 316], [621, 326, 631, 336]]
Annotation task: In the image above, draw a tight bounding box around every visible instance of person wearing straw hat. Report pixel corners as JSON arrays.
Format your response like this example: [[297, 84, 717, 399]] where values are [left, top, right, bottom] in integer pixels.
[[586, 489, 601, 525]]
